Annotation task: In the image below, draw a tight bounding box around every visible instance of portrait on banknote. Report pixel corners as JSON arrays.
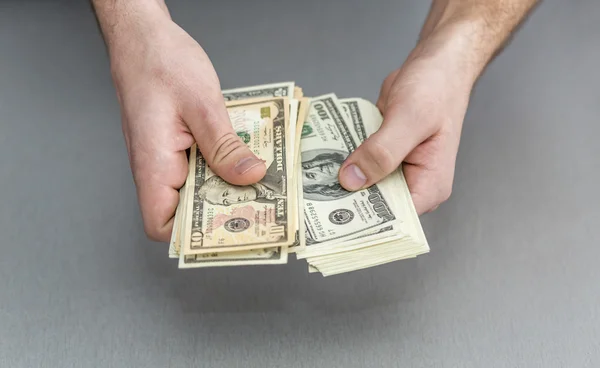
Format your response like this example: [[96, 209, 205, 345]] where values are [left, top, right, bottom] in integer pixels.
[[301, 148, 350, 201]]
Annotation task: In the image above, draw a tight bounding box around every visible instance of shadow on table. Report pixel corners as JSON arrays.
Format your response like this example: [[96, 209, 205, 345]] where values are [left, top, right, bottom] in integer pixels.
[[132, 224, 439, 316], [118, 207, 453, 349], [166, 258, 424, 314]]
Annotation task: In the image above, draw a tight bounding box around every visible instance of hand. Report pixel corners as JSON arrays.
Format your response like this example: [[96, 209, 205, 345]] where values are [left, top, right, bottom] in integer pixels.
[[338, 26, 479, 214], [106, 10, 266, 241], [337, 0, 539, 214]]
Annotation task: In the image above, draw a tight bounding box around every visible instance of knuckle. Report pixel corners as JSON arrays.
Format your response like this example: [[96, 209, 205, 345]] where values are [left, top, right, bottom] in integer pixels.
[[143, 216, 171, 242], [140, 203, 169, 242], [387, 92, 445, 136], [439, 184, 453, 203], [361, 138, 398, 175], [143, 222, 163, 242], [376, 99, 386, 114], [191, 89, 222, 119], [149, 65, 168, 83], [211, 132, 246, 164]]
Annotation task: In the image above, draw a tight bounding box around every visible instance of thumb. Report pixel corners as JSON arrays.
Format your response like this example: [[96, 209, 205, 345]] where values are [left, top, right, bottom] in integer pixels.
[[338, 104, 433, 191], [182, 93, 266, 186]]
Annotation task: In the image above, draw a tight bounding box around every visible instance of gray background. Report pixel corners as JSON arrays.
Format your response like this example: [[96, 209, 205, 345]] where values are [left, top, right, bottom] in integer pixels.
[[1, 0, 599, 367]]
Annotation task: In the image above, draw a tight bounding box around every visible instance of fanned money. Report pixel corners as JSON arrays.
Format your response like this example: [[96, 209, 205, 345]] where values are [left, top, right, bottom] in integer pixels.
[[169, 81, 429, 276]]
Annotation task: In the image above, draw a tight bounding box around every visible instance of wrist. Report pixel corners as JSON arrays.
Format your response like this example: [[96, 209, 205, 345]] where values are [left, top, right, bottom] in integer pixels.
[[415, 1, 538, 87], [410, 18, 503, 91], [93, 0, 172, 62]]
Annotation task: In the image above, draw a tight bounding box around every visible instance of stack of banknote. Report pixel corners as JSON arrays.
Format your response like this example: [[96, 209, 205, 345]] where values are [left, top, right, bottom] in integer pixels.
[[168, 81, 429, 276]]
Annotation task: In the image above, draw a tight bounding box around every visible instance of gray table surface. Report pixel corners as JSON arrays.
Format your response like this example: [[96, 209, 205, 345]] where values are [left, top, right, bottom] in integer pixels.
[[1, 0, 599, 367]]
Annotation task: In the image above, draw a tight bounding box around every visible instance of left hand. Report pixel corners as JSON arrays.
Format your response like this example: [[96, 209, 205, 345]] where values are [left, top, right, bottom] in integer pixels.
[[338, 26, 481, 214]]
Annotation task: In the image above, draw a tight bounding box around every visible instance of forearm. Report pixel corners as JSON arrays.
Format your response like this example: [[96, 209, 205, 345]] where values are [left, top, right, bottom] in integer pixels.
[[416, 0, 539, 83], [91, 0, 171, 55]]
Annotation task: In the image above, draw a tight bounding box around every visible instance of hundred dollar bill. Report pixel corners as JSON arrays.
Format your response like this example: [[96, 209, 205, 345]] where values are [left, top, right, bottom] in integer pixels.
[[307, 243, 414, 273], [340, 98, 371, 142], [223, 81, 295, 101], [298, 94, 399, 252], [297, 98, 415, 259], [334, 98, 406, 243], [295, 157, 307, 253], [179, 97, 294, 261], [305, 98, 429, 275], [295, 98, 310, 169], [342, 97, 427, 248], [301, 118, 410, 261]]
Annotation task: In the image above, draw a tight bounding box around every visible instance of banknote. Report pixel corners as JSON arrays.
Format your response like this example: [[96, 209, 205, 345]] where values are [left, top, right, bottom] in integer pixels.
[[168, 81, 430, 275], [287, 99, 301, 251], [294, 98, 310, 169], [303, 97, 429, 275], [316, 98, 407, 247], [175, 82, 302, 260], [172, 177, 286, 268], [298, 94, 400, 251], [179, 97, 295, 261], [173, 83, 303, 267], [223, 81, 295, 101], [168, 180, 187, 258], [295, 97, 405, 259], [288, 98, 310, 253], [179, 245, 288, 268]]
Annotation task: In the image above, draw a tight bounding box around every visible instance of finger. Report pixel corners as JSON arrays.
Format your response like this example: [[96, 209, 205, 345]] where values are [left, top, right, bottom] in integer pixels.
[[181, 87, 266, 186], [376, 69, 401, 114], [130, 137, 189, 242], [404, 163, 451, 215], [338, 102, 436, 191]]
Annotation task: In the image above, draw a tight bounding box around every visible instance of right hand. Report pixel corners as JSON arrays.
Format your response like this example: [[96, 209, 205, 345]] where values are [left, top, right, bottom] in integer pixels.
[[109, 13, 266, 242]]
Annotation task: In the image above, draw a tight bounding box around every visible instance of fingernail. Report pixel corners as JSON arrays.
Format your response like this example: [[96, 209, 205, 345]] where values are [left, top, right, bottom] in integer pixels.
[[341, 164, 367, 190], [234, 157, 264, 175]]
